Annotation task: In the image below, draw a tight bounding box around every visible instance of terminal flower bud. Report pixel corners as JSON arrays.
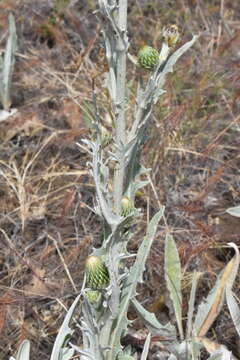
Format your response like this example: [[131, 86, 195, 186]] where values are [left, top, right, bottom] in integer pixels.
[[137, 45, 159, 70], [85, 255, 110, 290]]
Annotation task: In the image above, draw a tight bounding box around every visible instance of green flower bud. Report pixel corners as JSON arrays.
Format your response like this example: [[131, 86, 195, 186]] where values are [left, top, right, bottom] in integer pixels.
[[121, 196, 134, 217], [137, 46, 159, 70], [86, 289, 101, 304], [85, 256, 110, 290], [162, 24, 179, 47]]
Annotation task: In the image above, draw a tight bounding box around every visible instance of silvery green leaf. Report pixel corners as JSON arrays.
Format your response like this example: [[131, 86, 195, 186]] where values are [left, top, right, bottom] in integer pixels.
[[193, 273, 224, 337], [131, 298, 176, 340], [226, 205, 240, 217], [152, 88, 166, 104], [207, 354, 223, 360], [128, 163, 151, 183], [191, 341, 202, 360], [226, 286, 240, 337], [207, 346, 233, 360], [155, 36, 199, 100], [168, 354, 178, 360], [69, 343, 95, 359], [81, 138, 94, 149], [10, 340, 30, 360], [90, 138, 121, 227], [174, 341, 191, 360], [0, 108, 17, 121], [106, 208, 164, 360], [226, 242, 240, 286], [61, 348, 75, 360], [50, 293, 81, 360], [140, 332, 151, 360], [136, 76, 145, 105], [81, 299, 104, 359], [170, 341, 201, 360], [0, 13, 17, 110], [124, 127, 149, 194], [0, 54, 3, 72], [133, 180, 149, 192], [117, 344, 134, 359], [187, 271, 201, 339], [165, 233, 183, 340], [123, 138, 139, 161]]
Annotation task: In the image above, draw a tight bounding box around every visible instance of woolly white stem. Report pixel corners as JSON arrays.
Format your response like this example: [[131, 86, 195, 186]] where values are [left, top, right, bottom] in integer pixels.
[[113, 0, 128, 214]]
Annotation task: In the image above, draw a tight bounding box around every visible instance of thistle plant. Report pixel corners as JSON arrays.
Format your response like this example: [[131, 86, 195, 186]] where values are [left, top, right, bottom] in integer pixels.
[[12, 1, 239, 360], [50, 0, 197, 357]]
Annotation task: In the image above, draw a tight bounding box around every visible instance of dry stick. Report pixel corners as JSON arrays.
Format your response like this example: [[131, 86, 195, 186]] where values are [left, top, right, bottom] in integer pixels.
[[113, 0, 128, 214], [147, 174, 169, 229], [204, 115, 240, 154], [48, 233, 78, 293], [216, 0, 224, 51]]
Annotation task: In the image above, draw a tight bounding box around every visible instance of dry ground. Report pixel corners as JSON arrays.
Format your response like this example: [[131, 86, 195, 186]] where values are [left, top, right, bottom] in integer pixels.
[[0, 0, 239, 358]]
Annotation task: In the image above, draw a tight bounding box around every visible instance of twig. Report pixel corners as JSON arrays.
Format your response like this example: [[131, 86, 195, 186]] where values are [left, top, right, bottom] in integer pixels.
[[48, 233, 78, 293]]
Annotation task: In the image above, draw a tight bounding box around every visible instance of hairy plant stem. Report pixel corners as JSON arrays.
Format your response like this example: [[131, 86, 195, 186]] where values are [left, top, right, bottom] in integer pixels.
[[113, 0, 128, 215]]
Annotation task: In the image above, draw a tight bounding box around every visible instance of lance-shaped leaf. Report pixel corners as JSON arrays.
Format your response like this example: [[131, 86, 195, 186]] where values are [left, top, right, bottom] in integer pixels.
[[153, 36, 198, 104], [226, 287, 240, 338], [193, 243, 239, 338], [165, 233, 183, 340], [9, 339, 30, 360], [50, 293, 81, 360], [140, 332, 151, 360], [206, 347, 233, 360], [131, 298, 176, 340], [168, 355, 178, 360], [171, 341, 200, 360], [226, 205, 240, 218], [83, 138, 121, 227], [225, 243, 240, 337], [186, 271, 201, 340], [106, 208, 164, 360], [198, 337, 234, 360]]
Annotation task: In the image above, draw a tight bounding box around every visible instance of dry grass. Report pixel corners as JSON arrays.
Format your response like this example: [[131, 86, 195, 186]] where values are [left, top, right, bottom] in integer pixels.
[[0, 0, 239, 358]]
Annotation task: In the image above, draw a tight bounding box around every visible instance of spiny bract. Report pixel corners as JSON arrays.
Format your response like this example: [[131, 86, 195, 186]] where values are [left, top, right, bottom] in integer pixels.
[[85, 255, 110, 290], [137, 45, 159, 70]]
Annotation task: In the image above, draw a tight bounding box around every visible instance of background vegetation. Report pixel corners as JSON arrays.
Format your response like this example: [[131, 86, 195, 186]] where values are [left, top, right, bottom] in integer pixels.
[[0, 0, 239, 358]]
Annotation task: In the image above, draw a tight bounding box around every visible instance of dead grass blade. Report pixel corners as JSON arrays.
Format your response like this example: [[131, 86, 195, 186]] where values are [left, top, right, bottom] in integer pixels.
[[194, 243, 240, 338]]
